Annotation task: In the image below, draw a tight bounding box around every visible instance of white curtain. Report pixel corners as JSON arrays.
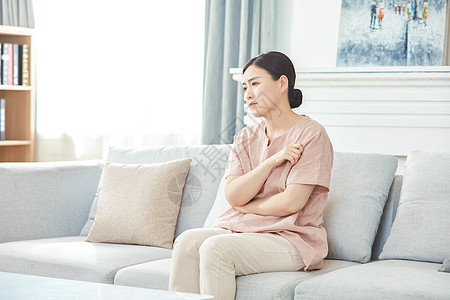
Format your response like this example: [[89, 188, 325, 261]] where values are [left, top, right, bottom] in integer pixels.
[[34, 0, 204, 161]]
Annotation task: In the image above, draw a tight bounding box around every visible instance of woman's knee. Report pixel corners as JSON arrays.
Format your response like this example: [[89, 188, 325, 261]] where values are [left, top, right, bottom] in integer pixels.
[[173, 228, 205, 253], [173, 228, 230, 253], [198, 236, 232, 271], [198, 235, 234, 262]]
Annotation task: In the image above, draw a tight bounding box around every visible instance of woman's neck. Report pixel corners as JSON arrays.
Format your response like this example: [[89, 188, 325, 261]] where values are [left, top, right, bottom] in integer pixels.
[[263, 109, 302, 141]]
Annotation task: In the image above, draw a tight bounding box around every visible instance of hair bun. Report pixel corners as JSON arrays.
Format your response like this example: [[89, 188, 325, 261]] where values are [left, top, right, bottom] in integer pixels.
[[290, 88, 303, 109]]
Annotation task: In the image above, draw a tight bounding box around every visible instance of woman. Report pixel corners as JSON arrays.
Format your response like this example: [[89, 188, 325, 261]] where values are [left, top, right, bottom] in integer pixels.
[[169, 51, 333, 300]]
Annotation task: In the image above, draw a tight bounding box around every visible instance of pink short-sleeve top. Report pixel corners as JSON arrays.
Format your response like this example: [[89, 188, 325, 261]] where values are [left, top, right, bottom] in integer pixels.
[[213, 115, 334, 271]]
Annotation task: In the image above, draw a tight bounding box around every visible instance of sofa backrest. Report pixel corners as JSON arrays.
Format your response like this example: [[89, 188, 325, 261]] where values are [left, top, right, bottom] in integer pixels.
[[0, 160, 103, 243]]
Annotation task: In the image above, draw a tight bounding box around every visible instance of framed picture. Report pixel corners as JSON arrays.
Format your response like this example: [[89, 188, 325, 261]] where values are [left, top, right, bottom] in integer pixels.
[[337, 0, 448, 66]]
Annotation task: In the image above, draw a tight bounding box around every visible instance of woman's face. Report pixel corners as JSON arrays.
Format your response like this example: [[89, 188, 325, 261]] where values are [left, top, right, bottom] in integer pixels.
[[242, 65, 286, 119]]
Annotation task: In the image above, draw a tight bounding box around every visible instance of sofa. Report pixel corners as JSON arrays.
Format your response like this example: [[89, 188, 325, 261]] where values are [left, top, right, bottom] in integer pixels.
[[0, 145, 449, 299]]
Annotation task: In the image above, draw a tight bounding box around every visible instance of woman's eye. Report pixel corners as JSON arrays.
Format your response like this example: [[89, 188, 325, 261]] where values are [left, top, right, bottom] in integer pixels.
[[243, 87, 247, 91], [252, 82, 258, 86]]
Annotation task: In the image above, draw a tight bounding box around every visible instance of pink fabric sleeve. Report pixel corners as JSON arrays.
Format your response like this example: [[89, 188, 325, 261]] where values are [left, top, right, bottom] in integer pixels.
[[224, 131, 246, 179], [286, 129, 334, 190]]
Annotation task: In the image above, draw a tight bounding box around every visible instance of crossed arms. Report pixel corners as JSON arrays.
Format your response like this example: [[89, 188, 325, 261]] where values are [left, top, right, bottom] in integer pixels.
[[225, 143, 315, 217]]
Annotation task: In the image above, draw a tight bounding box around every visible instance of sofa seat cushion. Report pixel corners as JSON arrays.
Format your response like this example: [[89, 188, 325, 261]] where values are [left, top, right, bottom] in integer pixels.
[[295, 260, 450, 300], [114, 258, 172, 290], [0, 236, 172, 284], [114, 258, 357, 298]]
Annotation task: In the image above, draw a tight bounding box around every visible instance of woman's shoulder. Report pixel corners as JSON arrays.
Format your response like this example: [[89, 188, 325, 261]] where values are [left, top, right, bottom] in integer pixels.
[[299, 115, 327, 135]]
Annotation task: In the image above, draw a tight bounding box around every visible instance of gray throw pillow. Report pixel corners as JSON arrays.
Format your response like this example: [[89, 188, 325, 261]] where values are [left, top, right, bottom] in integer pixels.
[[380, 151, 450, 263], [325, 152, 397, 263]]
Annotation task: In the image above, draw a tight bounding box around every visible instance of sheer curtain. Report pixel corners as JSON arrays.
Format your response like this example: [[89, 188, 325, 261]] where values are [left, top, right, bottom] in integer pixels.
[[201, 0, 276, 145], [0, 0, 34, 27], [34, 0, 205, 161]]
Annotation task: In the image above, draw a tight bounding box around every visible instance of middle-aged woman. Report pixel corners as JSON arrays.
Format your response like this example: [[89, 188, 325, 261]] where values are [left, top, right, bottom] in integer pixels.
[[169, 51, 334, 300]]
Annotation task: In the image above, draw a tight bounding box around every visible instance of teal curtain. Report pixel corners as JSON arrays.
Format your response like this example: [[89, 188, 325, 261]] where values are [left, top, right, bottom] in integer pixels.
[[1, 0, 34, 28], [201, 0, 276, 145]]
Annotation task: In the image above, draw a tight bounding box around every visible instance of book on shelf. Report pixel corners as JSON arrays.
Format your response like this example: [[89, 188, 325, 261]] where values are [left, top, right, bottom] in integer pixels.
[[22, 44, 29, 86], [0, 98, 5, 141], [18, 45, 23, 85], [0, 43, 30, 86], [7, 43, 13, 85], [1, 43, 9, 85], [13, 44, 19, 85]]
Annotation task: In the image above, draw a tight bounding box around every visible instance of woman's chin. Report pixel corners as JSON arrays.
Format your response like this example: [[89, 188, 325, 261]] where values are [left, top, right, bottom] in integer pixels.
[[249, 108, 264, 118], [250, 112, 262, 118]]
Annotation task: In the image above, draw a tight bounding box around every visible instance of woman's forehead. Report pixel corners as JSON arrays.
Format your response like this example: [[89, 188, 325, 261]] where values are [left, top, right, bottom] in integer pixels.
[[243, 65, 269, 81]]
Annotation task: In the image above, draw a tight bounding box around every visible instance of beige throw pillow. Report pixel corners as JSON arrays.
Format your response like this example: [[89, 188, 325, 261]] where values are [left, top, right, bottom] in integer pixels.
[[86, 159, 191, 249]]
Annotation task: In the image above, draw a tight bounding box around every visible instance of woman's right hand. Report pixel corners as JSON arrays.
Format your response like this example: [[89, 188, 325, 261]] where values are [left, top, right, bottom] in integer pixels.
[[267, 143, 304, 168]]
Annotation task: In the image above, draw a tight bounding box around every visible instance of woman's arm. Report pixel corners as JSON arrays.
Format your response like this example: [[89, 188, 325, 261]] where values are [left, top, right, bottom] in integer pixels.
[[225, 160, 274, 207], [225, 143, 304, 207], [234, 183, 315, 217]]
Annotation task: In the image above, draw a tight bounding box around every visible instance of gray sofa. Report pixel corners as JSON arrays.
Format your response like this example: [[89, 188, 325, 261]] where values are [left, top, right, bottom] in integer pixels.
[[0, 145, 449, 299]]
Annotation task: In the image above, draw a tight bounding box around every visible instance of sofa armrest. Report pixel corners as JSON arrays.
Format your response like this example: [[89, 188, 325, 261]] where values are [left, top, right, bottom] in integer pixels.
[[0, 160, 103, 243]]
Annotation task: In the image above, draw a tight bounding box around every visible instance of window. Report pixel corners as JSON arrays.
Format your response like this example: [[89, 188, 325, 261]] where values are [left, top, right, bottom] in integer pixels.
[[34, 0, 205, 160]]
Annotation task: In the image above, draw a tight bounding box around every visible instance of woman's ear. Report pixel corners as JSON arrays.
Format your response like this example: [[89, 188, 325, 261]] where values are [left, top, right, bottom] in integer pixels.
[[279, 75, 289, 93]]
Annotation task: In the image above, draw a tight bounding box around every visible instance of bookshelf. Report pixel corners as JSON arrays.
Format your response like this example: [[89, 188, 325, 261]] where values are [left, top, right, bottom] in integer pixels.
[[0, 25, 35, 162]]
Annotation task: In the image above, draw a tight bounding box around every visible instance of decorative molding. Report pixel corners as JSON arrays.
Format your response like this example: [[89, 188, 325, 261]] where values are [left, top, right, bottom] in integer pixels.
[[230, 67, 450, 156]]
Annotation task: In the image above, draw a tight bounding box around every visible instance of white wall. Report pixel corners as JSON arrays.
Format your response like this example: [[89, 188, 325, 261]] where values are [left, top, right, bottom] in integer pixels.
[[277, 0, 342, 68]]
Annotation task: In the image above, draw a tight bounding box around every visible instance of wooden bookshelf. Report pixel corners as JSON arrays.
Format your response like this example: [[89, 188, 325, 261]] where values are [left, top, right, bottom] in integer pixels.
[[0, 25, 35, 162]]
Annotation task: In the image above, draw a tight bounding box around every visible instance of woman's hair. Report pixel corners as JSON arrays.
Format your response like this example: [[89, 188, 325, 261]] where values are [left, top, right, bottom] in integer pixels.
[[243, 51, 302, 109]]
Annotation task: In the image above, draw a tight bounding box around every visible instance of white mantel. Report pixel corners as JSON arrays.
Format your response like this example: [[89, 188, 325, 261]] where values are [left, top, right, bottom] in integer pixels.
[[230, 67, 450, 158]]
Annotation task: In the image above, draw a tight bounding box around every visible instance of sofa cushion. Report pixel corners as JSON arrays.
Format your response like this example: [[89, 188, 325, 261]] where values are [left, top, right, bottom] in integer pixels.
[[295, 260, 450, 300], [0, 160, 103, 243], [80, 145, 231, 238], [380, 151, 450, 263], [86, 160, 191, 248], [235, 260, 357, 300], [114, 258, 357, 297], [114, 258, 172, 290], [324, 152, 397, 263], [0, 236, 172, 284]]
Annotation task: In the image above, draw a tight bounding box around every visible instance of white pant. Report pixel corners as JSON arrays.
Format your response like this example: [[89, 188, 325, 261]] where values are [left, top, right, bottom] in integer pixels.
[[169, 228, 305, 300]]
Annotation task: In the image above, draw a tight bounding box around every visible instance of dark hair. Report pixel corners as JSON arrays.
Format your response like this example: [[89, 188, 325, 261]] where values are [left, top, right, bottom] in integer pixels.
[[243, 51, 303, 109]]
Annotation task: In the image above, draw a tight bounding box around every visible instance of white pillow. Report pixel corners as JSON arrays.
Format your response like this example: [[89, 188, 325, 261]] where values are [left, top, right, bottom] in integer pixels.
[[203, 174, 231, 228]]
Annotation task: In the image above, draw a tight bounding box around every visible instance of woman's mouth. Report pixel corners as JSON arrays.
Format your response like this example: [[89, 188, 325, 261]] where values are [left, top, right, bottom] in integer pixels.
[[248, 102, 257, 108]]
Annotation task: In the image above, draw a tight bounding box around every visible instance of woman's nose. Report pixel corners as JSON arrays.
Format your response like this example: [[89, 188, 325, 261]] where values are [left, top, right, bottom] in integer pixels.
[[245, 88, 254, 101]]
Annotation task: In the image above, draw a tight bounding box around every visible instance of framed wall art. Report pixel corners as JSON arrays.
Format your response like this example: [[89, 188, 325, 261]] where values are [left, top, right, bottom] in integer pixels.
[[337, 0, 448, 66]]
